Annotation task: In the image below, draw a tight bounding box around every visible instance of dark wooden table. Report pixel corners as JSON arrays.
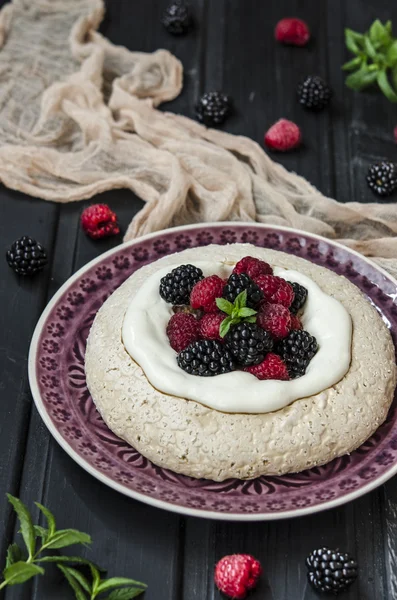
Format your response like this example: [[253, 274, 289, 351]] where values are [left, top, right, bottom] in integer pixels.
[[1, 1, 397, 598]]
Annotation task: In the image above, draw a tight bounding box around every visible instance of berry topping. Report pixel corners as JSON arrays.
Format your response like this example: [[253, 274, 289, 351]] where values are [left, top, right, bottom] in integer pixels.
[[161, 1, 191, 35], [257, 303, 291, 339], [289, 313, 303, 330], [244, 353, 289, 381], [223, 273, 263, 309], [81, 204, 120, 239], [277, 329, 318, 378], [306, 547, 358, 595], [366, 161, 397, 197], [297, 75, 333, 111], [190, 275, 225, 313], [177, 339, 235, 376], [199, 312, 224, 341], [166, 313, 200, 352], [254, 275, 294, 308], [288, 281, 308, 314], [225, 322, 273, 366], [264, 118, 302, 152], [160, 264, 203, 305], [233, 256, 273, 278], [275, 17, 310, 46], [6, 236, 48, 276], [195, 91, 232, 126], [214, 554, 262, 600]]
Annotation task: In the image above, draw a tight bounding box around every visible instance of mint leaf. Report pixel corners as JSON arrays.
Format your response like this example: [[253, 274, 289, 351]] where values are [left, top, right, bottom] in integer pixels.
[[342, 56, 362, 71], [215, 297, 234, 315], [238, 307, 257, 318], [345, 63, 378, 90], [364, 36, 378, 59], [58, 565, 87, 600], [90, 563, 101, 593], [5, 544, 23, 569], [393, 65, 397, 92], [34, 525, 48, 541], [377, 69, 397, 102], [245, 316, 257, 324], [61, 566, 91, 593], [97, 577, 147, 594], [7, 495, 36, 559], [38, 556, 104, 571], [234, 290, 247, 311], [385, 20, 393, 36], [386, 40, 397, 65], [44, 529, 91, 550], [107, 588, 146, 600], [345, 28, 363, 54], [220, 316, 233, 338], [35, 503, 56, 537], [369, 19, 390, 47], [3, 562, 44, 586]]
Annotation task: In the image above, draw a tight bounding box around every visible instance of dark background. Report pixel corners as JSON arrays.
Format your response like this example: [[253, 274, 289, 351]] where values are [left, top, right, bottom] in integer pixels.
[[1, 1, 397, 599]]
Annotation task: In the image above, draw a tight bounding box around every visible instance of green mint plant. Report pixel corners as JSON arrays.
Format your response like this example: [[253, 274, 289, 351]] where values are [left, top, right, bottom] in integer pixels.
[[216, 290, 257, 337], [1, 494, 147, 599], [342, 19, 397, 102]]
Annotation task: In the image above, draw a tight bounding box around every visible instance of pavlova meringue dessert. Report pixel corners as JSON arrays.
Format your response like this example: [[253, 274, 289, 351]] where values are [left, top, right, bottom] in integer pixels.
[[85, 244, 396, 481]]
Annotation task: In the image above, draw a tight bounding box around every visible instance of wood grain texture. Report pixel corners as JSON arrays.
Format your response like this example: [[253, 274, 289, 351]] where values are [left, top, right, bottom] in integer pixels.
[[0, 0, 397, 599]]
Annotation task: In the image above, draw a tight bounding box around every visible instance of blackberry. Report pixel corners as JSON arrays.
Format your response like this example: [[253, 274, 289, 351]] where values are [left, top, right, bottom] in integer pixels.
[[196, 91, 232, 126], [277, 330, 318, 378], [177, 339, 235, 376], [297, 75, 332, 111], [306, 547, 358, 595], [366, 161, 397, 197], [288, 282, 308, 314], [223, 273, 263, 309], [159, 264, 203, 305], [161, 1, 191, 35], [6, 236, 48, 276], [225, 322, 273, 366]]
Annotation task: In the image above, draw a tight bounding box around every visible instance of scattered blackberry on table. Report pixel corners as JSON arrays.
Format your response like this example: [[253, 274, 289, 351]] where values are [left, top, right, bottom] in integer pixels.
[[225, 322, 273, 366], [306, 547, 358, 595], [288, 282, 308, 314], [159, 264, 203, 305], [366, 161, 397, 197], [6, 236, 48, 276], [177, 339, 235, 376], [196, 91, 232, 126], [297, 75, 332, 111], [223, 273, 263, 309], [161, 1, 191, 35], [277, 330, 318, 378]]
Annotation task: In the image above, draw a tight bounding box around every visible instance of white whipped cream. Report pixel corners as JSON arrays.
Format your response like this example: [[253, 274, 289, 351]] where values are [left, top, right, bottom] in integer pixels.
[[122, 261, 352, 414]]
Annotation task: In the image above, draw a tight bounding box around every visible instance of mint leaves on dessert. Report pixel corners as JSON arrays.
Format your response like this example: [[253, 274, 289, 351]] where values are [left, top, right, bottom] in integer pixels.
[[1, 494, 147, 599], [216, 290, 257, 337], [342, 19, 397, 102]]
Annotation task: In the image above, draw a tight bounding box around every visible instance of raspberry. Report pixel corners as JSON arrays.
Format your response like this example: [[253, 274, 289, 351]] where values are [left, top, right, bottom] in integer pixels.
[[166, 313, 200, 352], [244, 353, 289, 381], [81, 204, 120, 239], [257, 303, 291, 339], [264, 119, 301, 152], [275, 17, 310, 46], [290, 313, 302, 330], [214, 554, 262, 600], [233, 256, 273, 278], [199, 312, 224, 341], [190, 275, 224, 313], [254, 275, 294, 308]]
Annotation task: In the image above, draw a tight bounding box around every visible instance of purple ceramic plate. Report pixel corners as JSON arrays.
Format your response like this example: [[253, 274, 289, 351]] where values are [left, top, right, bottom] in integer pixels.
[[29, 223, 397, 520]]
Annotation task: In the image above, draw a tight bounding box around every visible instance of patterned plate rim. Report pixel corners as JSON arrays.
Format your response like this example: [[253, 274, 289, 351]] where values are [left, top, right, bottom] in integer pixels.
[[28, 222, 397, 521]]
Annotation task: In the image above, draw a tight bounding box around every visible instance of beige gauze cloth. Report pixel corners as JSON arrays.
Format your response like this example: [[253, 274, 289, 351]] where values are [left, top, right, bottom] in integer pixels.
[[1, 0, 397, 276]]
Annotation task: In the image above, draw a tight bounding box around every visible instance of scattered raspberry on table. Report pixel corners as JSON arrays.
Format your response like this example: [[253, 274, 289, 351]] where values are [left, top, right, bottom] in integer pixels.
[[214, 554, 262, 600], [81, 204, 120, 239], [275, 17, 310, 46]]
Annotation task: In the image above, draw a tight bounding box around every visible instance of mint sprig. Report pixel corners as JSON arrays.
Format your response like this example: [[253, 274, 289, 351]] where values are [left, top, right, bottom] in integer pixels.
[[216, 290, 257, 337], [1, 494, 147, 599], [342, 19, 397, 102]]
